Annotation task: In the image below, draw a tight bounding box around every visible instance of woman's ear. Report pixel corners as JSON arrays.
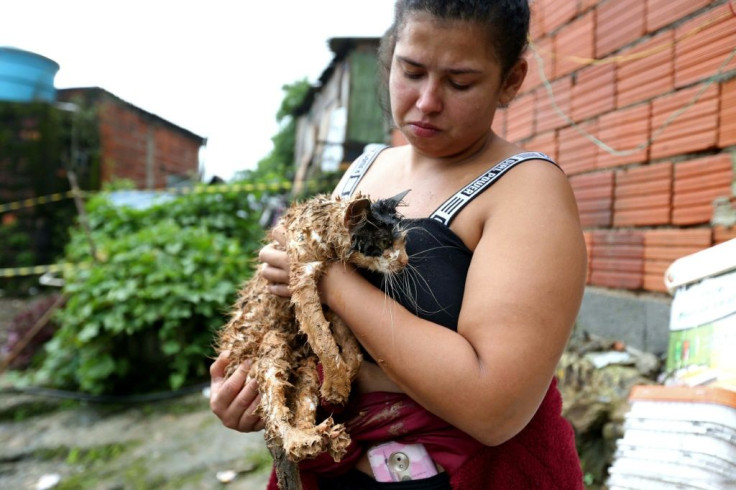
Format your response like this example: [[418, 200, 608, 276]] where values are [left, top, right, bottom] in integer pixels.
[[499, 58, 528, 107]]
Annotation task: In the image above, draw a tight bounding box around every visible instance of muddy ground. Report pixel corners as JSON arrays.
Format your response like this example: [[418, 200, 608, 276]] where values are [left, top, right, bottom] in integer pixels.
[[0, 297, 274, 490], [0, 387, 274, 490]]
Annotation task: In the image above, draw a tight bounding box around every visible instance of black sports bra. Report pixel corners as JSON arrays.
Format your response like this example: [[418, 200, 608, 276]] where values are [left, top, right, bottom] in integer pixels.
[[338, 145, 558, 331]]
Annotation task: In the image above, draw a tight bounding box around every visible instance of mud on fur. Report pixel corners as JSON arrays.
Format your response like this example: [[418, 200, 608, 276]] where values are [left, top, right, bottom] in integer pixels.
[[215, 190, 409, 463]]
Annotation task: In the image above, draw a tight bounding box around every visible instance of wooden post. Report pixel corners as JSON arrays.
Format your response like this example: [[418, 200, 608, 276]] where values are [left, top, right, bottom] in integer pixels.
[[271, 445, 302, 490], [66, 169, 99, 262]]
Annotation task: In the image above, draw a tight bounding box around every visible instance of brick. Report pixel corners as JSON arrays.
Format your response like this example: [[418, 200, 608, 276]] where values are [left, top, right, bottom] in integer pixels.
[[643, 262, 669, 292], [720, 78, 736, 147], [646, 0, 712, 32], [572, 63, 616, 122], [675, 4, 736, 88], [558, 120, 598, 175], [523, 37, 553, 94], [525, 131, 558, 162], [579, 0, 599, 13], [643, 228, 712, 248], [591, 270, 643, 289], [596, 0, 646, 58], [597, 104, 650, 169], [536, 76, 573, 133], [530, 0, 545, 41], [649, 84, 719, 160], [643, 228, 713, 292], [554, 12, 595, 78], [616, 31, 675, 108], [672, 153, 733, 225], [541, 0, 578, 34], [714, 226, 736, 244], [613, 162, 672, 227], [570, 170, 614, 227], [589, 229, 644, 289], [506, 91, 535, 143]]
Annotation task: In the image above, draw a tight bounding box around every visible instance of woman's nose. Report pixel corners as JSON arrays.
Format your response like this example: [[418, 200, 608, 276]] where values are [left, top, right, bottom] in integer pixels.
[[416, 80, 442, 114]]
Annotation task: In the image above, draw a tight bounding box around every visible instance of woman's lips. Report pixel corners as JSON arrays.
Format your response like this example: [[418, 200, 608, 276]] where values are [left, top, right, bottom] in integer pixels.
[[407, 121, 440, 138]]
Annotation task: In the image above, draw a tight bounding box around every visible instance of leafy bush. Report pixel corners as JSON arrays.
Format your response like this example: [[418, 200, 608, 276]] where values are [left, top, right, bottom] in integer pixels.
[[34, 184, 283, 394]]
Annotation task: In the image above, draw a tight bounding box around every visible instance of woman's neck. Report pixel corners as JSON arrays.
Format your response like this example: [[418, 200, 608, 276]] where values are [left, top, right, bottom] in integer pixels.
[[407, 131, 498, 174]]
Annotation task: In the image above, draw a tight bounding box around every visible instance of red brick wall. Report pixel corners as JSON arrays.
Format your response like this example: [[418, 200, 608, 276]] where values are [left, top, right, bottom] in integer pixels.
[[59, 88, 203, 190], [98, 98, 201, 189], [504, 0, 736, 294]]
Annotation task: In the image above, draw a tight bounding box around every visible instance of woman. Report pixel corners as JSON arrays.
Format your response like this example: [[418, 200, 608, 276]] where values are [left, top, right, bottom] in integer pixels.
[[211, 1, 587, 488]]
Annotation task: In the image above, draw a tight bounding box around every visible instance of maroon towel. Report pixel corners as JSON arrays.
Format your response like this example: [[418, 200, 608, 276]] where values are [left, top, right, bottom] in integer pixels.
[[267, 378, 583, 489]]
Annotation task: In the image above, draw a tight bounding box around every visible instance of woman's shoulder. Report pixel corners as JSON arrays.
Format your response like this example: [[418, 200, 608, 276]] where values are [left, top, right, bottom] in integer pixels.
[[489, 150, 569, 194], [373, 144, 409, 163]]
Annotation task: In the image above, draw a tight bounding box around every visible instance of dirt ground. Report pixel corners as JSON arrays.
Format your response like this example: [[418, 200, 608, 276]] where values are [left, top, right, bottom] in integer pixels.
[[0, 296, 274, 490], [0, 387, 274, 490]]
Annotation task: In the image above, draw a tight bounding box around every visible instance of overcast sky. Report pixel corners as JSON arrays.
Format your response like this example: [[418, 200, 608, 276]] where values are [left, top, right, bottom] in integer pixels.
[[2, 1, 396, 181]]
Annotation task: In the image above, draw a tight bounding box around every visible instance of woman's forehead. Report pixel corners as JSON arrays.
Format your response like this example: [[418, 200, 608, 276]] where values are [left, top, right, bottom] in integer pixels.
[[394, 14, 497, 66]]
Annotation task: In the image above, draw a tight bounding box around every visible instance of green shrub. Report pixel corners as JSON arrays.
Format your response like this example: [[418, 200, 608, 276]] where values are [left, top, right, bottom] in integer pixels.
[[34, 184, 283, 394]]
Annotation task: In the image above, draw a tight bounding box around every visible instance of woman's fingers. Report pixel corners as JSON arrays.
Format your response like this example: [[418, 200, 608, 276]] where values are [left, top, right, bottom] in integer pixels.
[[260, 262, 289, 285], [259, 244, 289, 276], [268, 283, 292, 298], [224, 375, 263, 432], [259, 242, 291, 298], [210, 356, 248, 413], [270, 225, 287, 246], [235, 382, 264, 431], [209, 354, 265, 432]]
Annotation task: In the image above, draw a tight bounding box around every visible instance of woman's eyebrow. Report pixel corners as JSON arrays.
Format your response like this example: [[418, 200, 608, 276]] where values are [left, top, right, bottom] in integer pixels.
[[396, 55, 482, 75]]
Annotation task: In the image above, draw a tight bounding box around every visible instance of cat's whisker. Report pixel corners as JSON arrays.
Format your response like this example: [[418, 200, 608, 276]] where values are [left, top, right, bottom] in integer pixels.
[[409, 244, 466, 257], [392, 264, 452, 318]]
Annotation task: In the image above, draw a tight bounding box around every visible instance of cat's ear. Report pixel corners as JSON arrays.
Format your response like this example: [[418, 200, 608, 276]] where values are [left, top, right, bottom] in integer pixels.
[[344, 198, 371, 230], [384, 189, 410, 210], [372, 189, 410, 216]]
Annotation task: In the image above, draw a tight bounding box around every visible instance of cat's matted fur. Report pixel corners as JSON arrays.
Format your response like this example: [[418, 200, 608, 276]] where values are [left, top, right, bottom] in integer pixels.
[[216, 190, 409, 465]]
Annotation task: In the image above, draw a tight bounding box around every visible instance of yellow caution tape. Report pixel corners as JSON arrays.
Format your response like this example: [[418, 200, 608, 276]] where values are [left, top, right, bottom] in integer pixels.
[[0, 191, 82, 213], [0, 181, 297, 213], [0, 263, 76, 278]]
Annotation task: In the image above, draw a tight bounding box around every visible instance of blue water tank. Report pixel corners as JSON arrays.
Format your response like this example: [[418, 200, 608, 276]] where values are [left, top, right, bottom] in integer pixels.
[[0, 47, 60, 103]]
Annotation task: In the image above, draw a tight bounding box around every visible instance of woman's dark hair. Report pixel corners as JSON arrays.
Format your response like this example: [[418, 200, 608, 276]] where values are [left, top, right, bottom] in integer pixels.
[[377, 0, 530, 111]]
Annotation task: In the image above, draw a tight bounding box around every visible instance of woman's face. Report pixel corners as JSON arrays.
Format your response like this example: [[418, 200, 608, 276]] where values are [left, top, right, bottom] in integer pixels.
[[389, 13, 524, 158]]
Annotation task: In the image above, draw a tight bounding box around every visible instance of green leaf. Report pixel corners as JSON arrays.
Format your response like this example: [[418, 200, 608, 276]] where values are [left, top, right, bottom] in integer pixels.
[[161, 340, 181, 355]]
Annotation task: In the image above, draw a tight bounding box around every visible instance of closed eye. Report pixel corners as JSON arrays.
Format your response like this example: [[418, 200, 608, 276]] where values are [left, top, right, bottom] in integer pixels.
[[449, 80, 471, 90]]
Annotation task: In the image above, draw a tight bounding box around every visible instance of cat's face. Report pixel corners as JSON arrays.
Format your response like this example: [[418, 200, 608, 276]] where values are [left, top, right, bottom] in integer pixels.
[[344, 191, 410, 274]]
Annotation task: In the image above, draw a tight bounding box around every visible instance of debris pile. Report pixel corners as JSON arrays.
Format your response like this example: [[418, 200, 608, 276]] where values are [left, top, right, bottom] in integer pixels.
[[557, 331, 662, 487]]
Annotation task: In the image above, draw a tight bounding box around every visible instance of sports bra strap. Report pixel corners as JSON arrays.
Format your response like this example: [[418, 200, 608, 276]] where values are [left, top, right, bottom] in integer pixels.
[[429, 151, 557, 226], [338, 144, 388, 198], [338, 148, 556, 226]]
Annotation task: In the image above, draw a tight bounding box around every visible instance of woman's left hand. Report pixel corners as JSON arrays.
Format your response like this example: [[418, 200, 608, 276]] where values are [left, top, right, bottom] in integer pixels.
[[259, 226, 290, 297]]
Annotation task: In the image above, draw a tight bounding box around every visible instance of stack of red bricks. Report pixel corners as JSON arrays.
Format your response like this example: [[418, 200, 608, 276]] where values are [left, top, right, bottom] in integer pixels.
[[493, 0, 736, 294]]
